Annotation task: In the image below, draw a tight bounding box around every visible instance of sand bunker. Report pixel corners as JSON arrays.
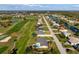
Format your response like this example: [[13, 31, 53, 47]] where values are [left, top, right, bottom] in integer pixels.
[[0, 36, 11, 42]]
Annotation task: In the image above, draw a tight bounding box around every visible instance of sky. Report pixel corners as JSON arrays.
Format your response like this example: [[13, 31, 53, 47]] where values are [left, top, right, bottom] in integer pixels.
[[0, 0, 78, 4], [0, 4, 79, 11], [0, 0, 79, 11]]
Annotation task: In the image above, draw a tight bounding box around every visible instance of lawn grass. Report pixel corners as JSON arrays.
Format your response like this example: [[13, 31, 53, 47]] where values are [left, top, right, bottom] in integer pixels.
[[56, 34, 68, 44], [0, 27, 9, 33], [5, 20, 28, 35], [63, 44, 72, 48], [43, 26, 49, 31], [38, 37, 53, 40], [0, 46, 8, 53], [16, 22, 36, 53], [66, 49, 78, 54], [50, 41, 60, 54], [0, 19, 27, 42], [0, 16, 35, 53], [15, 16, 37, 54]]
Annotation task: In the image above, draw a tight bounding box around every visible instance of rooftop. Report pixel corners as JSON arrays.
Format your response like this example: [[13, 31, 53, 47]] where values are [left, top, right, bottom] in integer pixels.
[[68, 36, 79, 45]]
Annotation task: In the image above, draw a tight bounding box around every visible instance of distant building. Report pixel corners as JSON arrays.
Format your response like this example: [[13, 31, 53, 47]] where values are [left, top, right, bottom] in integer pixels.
[[68, 20, 75, 24]]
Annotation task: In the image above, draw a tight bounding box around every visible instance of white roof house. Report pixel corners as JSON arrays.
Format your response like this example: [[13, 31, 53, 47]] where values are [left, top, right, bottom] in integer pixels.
[[53, 22, 60, 27], [37, 18, 43, 25], [68, 20, 75, 24], [68, 37, 79, 45], [59, 29, 68, 32], [59, 29, 71, 37]]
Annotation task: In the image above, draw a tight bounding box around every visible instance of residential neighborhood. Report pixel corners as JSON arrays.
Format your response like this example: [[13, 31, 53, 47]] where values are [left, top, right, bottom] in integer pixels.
[[0, 4, 79, 54], [0, 11, 79, 54]]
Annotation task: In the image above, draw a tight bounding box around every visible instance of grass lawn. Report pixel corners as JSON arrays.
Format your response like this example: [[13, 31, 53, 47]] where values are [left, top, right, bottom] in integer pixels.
[[56, 34, 68, 44], [50, 41, 60, 54], [15, 16, 37, 54], [5, 20, 28, 35], [74, 24, 79, 29], [0, 46, 8, 53], [66, 49, 78, 54], [43, 26, 49, 31], [0, 16, 36, 54], [0, 18, 26, 40], [44, 31, 50, 34], [53, 29, 59, 33], [38, 37, 53, 40], [63, 44, 72, 48], [0, 27, 9, 33]]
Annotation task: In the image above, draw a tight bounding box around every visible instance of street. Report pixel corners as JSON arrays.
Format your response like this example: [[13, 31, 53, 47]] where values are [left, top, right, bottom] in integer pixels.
[[42, 15, 67, 54]]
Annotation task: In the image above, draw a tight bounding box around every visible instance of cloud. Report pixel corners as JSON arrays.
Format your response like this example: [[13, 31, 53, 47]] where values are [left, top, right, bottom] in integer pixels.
[[24, 4, 48, 7]]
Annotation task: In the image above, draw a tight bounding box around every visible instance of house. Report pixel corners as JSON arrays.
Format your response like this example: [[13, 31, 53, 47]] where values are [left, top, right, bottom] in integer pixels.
[[68, 36, 79, 46], [32, 38, 48, 49], [68, 20, 75, 24], [59, 28, 71, 37], [53, 21, 60, 27]]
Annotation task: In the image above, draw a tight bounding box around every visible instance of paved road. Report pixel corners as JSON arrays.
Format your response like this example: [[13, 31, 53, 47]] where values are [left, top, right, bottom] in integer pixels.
[[37, 18, 44, 35], [43, 16, 67, 54]]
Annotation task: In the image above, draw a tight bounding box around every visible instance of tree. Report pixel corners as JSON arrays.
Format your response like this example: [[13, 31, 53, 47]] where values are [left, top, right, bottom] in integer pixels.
[[32, 32, 37, 37]]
